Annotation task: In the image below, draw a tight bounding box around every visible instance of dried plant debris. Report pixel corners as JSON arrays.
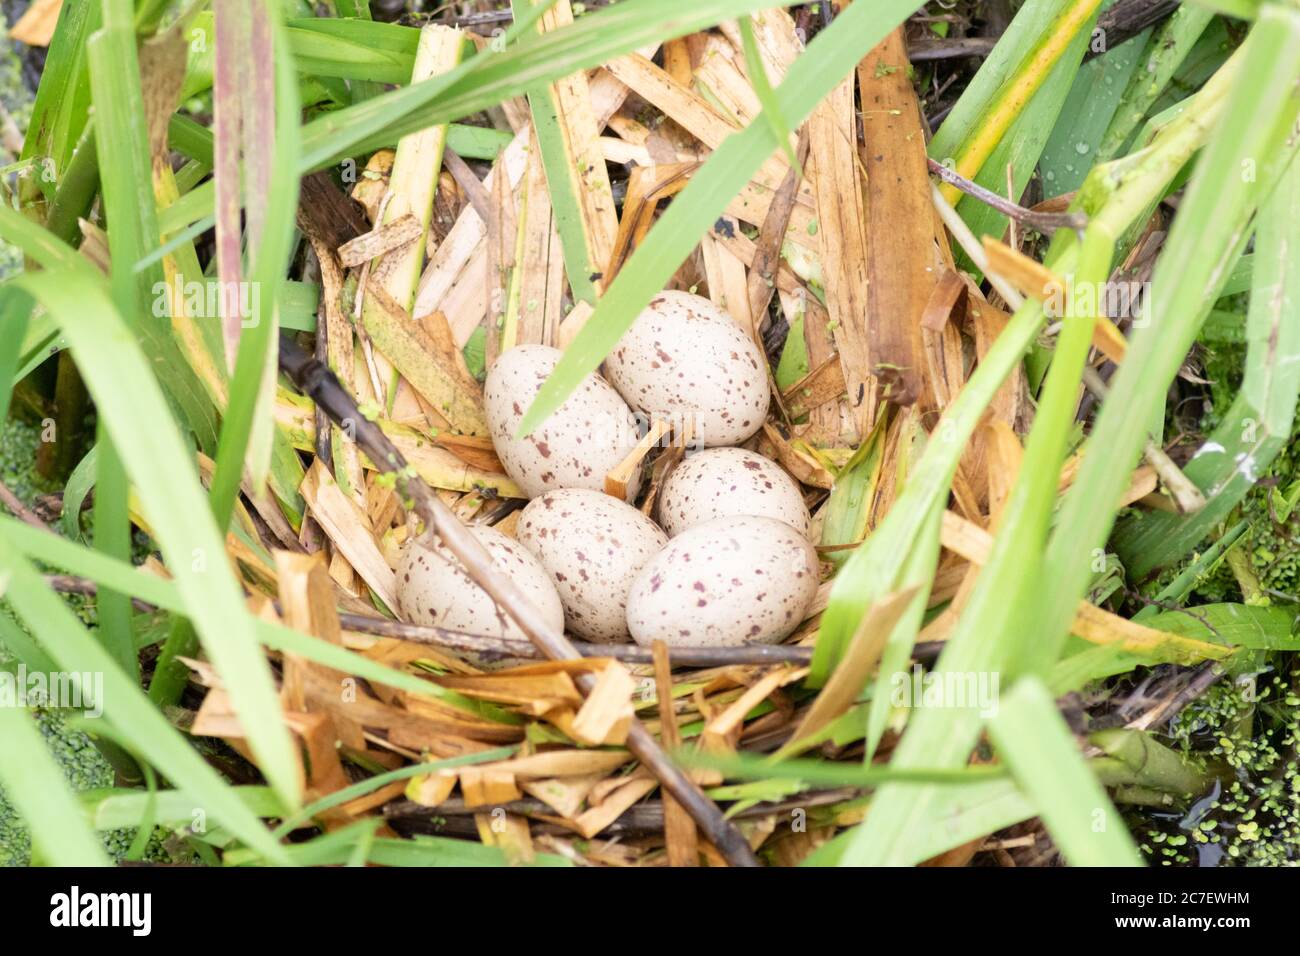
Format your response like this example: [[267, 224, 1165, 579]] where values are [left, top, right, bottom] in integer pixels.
[[2, 0, 1298, 872]]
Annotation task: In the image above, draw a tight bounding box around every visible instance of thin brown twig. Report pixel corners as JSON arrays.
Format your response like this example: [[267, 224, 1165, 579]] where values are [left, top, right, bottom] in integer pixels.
[[0, 478, 49, 531], [1132, 662, 1227, 732], [338, 611, 816, 667], [44, 575, 158, 613], [907, 38, 997, 61], [277, 336, 761, 867], [42, 572, 951, 670], [385, 787, 860, 834], [927, 157, 1087, 234]]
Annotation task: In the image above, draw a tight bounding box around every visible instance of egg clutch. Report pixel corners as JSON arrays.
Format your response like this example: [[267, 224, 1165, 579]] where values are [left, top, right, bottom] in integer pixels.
[[396, 291, 819, 655]]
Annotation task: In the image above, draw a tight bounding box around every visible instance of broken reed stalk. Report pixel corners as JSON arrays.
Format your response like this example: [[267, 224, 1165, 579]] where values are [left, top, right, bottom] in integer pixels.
[[277, 335, 760, 867], [927, 157, 1086, 235]]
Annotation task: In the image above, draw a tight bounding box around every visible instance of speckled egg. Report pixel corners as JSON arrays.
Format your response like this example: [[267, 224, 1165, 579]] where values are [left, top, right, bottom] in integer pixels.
[[658, 447, 810, 538], [516, 489, 668, 643], [396, 524, 564, 644], [626, 515, 818, 648], [485, 344, 642, 502], [603, 291, 770, 447]]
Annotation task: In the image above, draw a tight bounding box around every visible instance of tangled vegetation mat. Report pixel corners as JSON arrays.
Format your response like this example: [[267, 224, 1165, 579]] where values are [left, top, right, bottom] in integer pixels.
[[0, 0, 1298, 868]]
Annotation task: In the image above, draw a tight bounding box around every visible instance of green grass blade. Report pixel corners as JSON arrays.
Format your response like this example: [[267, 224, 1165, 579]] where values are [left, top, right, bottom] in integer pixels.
[[0, 285, 32, 425], [818, 423, 886, 566], [1141, 603, 1300, 649], [1096, 4, 1216, 162], [82, 786, 285, 831], [0, 534, 291, 864], [0, 708, 111, 866], [835, 229, 1110, 859], [18, 0, 100, 202], [737, 14, 797, 169], [9, 268, 302, 813], [60, 444, 98, 542], [288, 17, 420, 84], [87, 0, 164, 684], [87, 0, 155, 320], [514, 0, 600, 306], [949, 1, 1100, 262], [167, 112, 509, 172], [92, 429, 136, 680], [517, 0, 924, 438], [1115, 148, 1300, 577], [1038, 27, 1149, 194], [988, 677, 1142, 866], [929, 0, 1076, 162], [807, 776, 1037, 866], [1032, 3, 1300, 672], [823, 44, 1242, 859], [679, 749, 1008, 788], [0, 604, 58, 676]]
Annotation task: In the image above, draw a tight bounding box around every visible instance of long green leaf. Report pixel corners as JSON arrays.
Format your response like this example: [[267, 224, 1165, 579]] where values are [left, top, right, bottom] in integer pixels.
[[1141, 603, 1300, 649], [1033, 3, 1300, 671], [6, 265, 301, 813], [19, 0, 101, 198], [949, 0, 1101, 261], [297, 0, 772, 171], [0, 533, 291, 864], [1096, 4, 1215, 162], [803, 777, 1036, 866], [0, 286, 33, 425], [830, 36, 1243, 864], [987, 677, 1142, 866], [1115, 144, 1300, 577], [88, 0, 164, 683], [1039, 26, 1149, 195]]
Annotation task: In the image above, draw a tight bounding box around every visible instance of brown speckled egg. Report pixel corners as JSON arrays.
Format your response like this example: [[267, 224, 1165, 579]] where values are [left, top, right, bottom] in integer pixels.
[[626, 515, 818, 648], [603, 291, 770, 447], [396, 524, 564, 644], [485, 344, 642, 501], [658, 447, 810, 537], [516, 489, 668, 643]]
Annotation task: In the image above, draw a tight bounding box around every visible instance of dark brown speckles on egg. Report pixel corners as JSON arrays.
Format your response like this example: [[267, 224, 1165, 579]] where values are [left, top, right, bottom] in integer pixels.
[[626, 515, 819, 649], [395, 525, 564, 655], [602, 291, 771, 448], [515, 489, 668, 644], [658, 447, 811, 537], [484, 344, 643, 501]]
